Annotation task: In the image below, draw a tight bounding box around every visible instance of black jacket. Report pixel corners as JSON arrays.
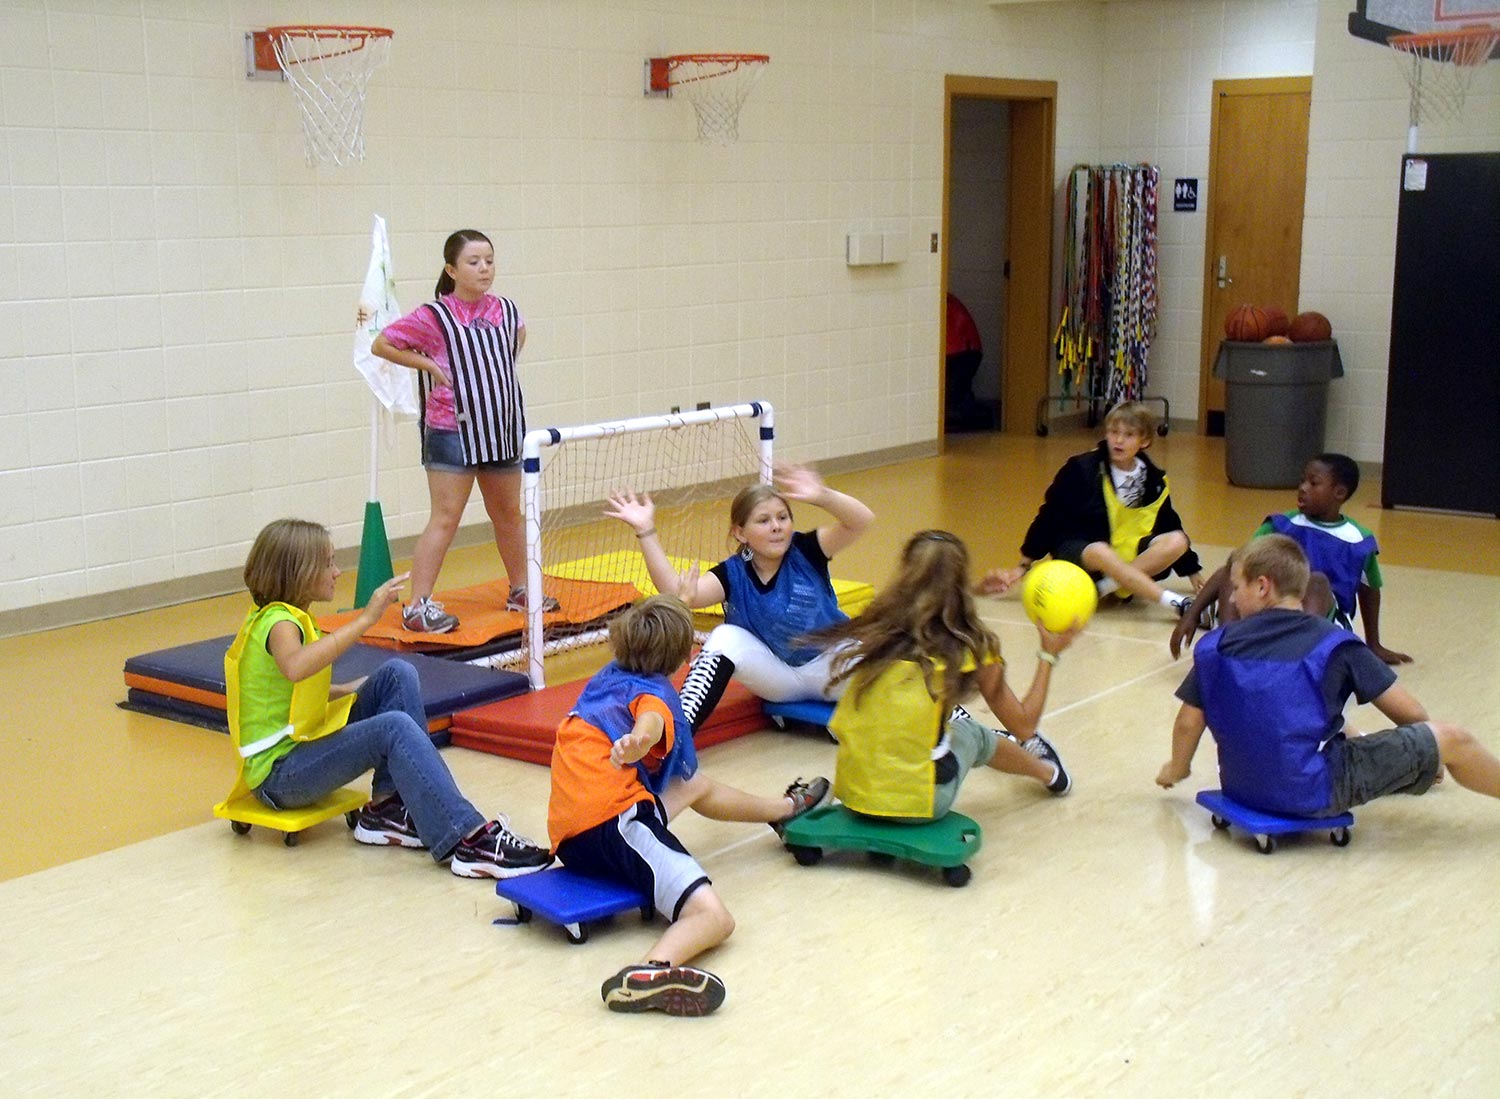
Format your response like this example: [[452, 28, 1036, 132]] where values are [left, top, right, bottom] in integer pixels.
[[1019, 442, 1201, 576]]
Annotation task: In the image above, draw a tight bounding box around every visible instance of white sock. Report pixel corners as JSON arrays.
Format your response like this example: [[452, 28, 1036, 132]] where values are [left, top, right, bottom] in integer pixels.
[[1096, 577, 1121, 596], [1158, 591, 1185, 609]]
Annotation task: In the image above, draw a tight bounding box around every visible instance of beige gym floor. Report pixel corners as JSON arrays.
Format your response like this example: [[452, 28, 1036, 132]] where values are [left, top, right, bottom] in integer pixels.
[[3, 431, 1498, 1095]]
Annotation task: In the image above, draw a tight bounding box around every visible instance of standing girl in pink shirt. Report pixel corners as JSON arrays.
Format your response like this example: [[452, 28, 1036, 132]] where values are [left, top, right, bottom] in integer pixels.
[[373, 230, 554, 632]]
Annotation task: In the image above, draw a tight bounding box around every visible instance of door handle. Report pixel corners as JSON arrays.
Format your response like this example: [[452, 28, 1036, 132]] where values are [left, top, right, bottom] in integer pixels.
[[1217, 255, 1233, 289]]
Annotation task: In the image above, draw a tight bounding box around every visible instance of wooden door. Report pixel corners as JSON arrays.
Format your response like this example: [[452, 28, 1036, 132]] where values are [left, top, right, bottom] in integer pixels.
[[1198, 77, 1311, 433]]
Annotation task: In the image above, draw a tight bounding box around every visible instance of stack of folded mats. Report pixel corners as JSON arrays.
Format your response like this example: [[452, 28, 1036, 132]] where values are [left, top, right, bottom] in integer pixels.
[[121, 636, 530, 744]]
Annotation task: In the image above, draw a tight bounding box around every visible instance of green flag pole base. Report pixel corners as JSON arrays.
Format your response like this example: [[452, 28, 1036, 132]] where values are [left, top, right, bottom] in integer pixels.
[[354, 500, 396, 609]]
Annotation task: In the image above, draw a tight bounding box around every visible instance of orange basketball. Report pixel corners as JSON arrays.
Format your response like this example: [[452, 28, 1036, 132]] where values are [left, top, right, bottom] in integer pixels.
[[1225, 303, 1271, 342], [1288, 310, 1333, 342], [1262, 305, 1290, 337], [1263, 335, 1293, 345]]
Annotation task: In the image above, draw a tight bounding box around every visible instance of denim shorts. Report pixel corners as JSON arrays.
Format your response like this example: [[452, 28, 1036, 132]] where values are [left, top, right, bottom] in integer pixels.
[[421, 428, 519, 475]]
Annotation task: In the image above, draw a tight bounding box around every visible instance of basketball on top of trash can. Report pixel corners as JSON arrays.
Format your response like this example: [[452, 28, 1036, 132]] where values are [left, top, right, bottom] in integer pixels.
[[1288, 310, 1333, 342], [1224, 303, 1272, 342]]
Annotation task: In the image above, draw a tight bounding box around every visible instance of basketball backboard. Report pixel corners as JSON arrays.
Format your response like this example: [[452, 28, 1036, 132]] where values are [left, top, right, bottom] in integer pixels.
[[1349, 0, 1500, 56]]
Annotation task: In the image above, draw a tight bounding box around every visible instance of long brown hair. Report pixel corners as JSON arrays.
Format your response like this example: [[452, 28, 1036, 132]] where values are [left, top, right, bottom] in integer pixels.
[[243, 519, 331, 609], [435, 229, 492, 297], [809, 530, 999, 707]]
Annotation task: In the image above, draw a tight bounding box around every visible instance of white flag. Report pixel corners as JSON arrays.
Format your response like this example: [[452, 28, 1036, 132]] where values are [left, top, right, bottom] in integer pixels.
[[353, 215, 419, 418]]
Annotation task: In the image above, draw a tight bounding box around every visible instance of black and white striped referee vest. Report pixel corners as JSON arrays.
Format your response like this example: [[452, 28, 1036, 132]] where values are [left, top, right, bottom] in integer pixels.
[[421, 297, 525, 465]]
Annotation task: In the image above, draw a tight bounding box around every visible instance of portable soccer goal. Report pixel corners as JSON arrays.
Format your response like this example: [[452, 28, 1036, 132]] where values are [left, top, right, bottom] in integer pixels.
[[502, 401, 774, 689]]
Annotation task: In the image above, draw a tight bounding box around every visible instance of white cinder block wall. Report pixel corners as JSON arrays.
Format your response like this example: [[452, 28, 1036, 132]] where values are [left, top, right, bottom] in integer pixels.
[[1, 0, 1497, 617]]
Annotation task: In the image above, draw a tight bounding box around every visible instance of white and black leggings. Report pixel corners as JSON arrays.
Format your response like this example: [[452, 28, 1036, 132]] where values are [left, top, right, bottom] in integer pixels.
[[679, 624, 851, 733]]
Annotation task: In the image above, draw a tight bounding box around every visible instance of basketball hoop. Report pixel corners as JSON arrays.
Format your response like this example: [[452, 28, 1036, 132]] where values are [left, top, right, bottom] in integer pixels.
[[1388, 25, 1499, 149], [646, 54, 770, 145], [255, 25, 393, 167]]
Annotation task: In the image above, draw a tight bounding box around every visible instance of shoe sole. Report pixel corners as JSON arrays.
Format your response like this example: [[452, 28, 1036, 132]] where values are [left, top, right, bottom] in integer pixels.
[[403, 621, 458, 634], [352, 825, 426, 849], [602, 973, 726, 1016], [449, 856, 554, 880]]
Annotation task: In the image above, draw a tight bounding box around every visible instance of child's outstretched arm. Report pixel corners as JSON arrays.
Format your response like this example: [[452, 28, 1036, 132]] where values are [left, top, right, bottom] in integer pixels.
[[268, 573, 408, 684], [1357, 585, 1412, 665], [775, 463, 874, 558], [610, 710, 665, 769], [1156, 703, 1207, 787], [976, 622, 1079, 738], [1170, 564, 1227, 658], [604, 490, 726, 609]]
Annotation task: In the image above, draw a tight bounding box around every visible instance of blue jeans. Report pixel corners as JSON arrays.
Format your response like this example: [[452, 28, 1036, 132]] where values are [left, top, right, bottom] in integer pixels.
[[256, 660, 485, 860]]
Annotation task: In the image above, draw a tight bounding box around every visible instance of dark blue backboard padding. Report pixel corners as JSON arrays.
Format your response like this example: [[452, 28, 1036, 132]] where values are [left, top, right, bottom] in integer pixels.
[[124, 637, 528, 722], [1196, 789, 1353, 836], [495, 867, 652, 925]]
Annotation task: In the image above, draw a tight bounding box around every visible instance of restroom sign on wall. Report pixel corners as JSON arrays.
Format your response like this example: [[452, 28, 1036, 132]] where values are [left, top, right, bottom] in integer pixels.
[[1173, 178, 1198, 212]]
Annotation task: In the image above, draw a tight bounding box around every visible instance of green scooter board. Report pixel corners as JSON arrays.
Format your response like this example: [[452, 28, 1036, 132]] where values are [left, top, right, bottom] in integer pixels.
[[780, 804, 982, 887]]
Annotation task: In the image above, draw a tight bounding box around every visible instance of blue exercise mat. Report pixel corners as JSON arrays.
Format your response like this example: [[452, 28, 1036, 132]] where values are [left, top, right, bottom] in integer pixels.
[[121, 635, 528, 738]]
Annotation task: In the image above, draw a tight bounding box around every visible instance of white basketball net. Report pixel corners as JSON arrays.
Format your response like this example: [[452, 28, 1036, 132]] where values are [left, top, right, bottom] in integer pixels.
[[271, 27, 392, 167], [1390, 27, 1499, 126], [666, 55, 769, 145]]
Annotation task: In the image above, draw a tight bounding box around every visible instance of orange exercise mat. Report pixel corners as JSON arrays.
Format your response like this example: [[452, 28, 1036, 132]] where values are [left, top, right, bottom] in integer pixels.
[[316, 576, 640, 652], [449, 676, 768, 766]]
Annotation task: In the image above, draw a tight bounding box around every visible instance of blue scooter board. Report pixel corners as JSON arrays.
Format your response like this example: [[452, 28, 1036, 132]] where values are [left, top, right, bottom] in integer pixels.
[[494, 867, 655, 944], [1196, 789, 1353, 855], [763, 698, 836, 730]]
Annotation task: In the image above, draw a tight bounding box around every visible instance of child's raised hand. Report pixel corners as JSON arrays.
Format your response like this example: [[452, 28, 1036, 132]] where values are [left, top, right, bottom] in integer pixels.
[[604, 490, 655, 533], [364, 572, 409, 618], [610, 729, 655, 768], [773, 462, 825, 503], [673, 562, 701, 603]]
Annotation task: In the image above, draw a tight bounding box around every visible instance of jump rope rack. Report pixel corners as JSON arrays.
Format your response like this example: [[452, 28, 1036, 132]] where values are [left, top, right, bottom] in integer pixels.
[[1039, 163, 1169, 436]]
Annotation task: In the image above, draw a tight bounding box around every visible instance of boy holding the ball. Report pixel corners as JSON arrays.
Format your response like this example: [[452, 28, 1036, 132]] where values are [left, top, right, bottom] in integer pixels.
[[982, 402, 1203, 616]]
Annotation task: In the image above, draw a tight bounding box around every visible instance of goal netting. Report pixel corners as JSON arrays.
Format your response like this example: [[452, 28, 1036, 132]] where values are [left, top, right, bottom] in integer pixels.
[[492, 401, 773, 688]]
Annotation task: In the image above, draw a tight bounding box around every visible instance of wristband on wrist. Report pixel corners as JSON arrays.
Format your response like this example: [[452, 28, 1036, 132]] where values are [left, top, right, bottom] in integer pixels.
[[636, 527, 657, 540], [1036, 649, 1059, 666]]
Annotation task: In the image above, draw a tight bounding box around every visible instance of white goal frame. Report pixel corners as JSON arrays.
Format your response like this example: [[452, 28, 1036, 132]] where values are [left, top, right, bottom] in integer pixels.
[[517, 401, 774, 689]]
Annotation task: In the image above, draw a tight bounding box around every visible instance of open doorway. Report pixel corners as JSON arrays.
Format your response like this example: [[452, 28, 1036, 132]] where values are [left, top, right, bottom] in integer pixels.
[[941, 76, 1056, 441], [946, 97, 1010, 433]]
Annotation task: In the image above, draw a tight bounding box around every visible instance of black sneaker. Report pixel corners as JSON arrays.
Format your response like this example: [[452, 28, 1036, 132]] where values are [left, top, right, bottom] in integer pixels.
[[771, 775, 832, 836], [450, 816, 553, 879], [601, 962, 726, 1016], [353, 796, 426, 849], [1020, 731, 1071, 795]]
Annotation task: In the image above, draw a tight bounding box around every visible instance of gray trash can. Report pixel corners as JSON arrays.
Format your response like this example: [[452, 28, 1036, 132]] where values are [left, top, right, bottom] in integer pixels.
[[1213, 340, 1344, 488]]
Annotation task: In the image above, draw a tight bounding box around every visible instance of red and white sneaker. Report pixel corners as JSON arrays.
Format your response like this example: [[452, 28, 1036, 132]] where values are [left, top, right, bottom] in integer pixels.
[[600, 962, 726, 1016]]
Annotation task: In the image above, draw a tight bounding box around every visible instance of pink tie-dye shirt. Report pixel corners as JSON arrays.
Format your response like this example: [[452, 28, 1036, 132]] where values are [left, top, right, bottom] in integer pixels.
[[379, 293, 527, 431]]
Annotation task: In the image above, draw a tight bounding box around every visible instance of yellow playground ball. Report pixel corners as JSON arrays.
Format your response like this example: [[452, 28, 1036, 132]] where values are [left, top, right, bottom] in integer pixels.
[[1020, 561, 1098, 632]]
